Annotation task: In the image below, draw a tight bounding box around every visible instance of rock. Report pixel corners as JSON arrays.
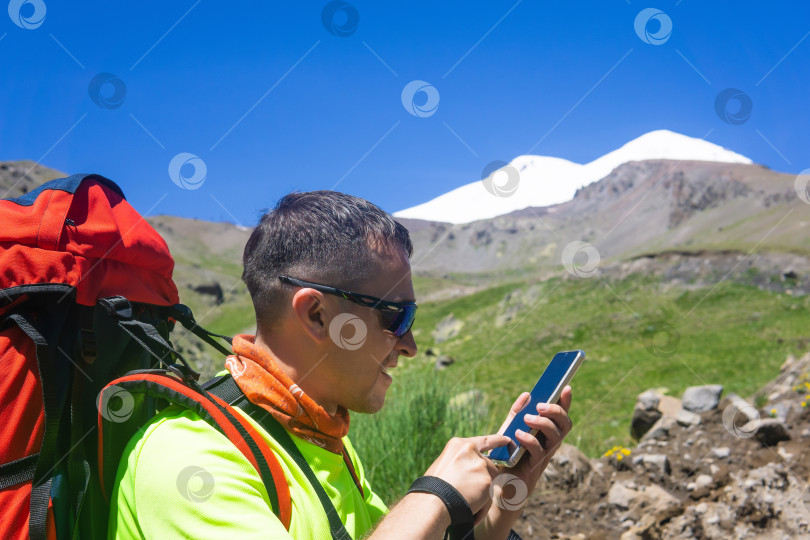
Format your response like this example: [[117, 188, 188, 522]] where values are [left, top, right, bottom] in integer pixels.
[[639, 453, 671, 475], [631, 389, 670, 439], [432, 314, 463, 343], [676, 408, 701, 427], [433, 355, 455, 370], [767, 401, 791, 421], [631, 407, 662, 440], [657, 395, 682, 417], [641, 415, 677, 442], [622, 484, 682, 538], [777, 446, 794, 461], [758, 351, 810, 401], [608, 481, 638, 509], [541, 444, 592, 488], [191, 281, 224, 304], [720, 393, 760, 435], [682, 384, 724, 412], [744, 417, 791, 447], [687, 474, 714, 499], [711, 447, 731, 459], [637, 389, 661, 411], [695, 474, 713, 489]]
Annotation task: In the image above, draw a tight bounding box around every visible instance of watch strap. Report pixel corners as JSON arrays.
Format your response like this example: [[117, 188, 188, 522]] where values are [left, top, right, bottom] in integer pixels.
[[408, 475, 475, 539]]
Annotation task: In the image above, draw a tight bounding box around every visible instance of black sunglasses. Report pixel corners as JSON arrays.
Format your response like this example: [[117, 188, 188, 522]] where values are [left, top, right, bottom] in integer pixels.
[[278, 276, 417, 338]]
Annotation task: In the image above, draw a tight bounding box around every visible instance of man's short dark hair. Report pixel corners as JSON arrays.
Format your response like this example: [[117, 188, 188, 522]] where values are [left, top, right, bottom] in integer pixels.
[[242, 190, 413, 327]]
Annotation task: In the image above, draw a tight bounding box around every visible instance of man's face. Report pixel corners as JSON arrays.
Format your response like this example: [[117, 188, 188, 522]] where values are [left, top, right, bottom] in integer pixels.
[[326, 243, 417, 414]]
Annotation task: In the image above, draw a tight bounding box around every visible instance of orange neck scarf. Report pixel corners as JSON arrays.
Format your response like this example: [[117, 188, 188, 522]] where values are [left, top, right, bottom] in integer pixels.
[[225, 334, 350, 455]]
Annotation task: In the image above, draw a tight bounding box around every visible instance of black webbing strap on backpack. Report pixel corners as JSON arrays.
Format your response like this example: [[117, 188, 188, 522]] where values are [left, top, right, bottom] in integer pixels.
[[208, 375, 352, 540], [98, 296, 200, 381], [171, 304, 234, 358], [0, 453, 38, 490], [4, 316, 55, 540], [1, 285, 76, 540]]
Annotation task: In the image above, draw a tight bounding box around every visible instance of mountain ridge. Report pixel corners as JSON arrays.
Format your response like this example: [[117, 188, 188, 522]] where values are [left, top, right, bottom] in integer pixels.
[[401, 159, 803, 276], [394, 130, 753, 224]]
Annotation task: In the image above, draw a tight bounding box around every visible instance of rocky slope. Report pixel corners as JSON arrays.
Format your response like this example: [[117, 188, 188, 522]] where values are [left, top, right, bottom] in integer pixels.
[[514, 352, 810, 539], [402, 160, 805, 276], [0, 160, 65, 198]]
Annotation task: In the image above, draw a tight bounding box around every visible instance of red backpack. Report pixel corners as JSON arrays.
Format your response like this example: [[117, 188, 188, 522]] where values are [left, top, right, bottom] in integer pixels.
[[0, 174, 291, 539]]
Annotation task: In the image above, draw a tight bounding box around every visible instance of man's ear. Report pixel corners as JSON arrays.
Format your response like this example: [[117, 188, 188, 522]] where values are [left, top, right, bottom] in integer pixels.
[[290, 288, 328, 343]]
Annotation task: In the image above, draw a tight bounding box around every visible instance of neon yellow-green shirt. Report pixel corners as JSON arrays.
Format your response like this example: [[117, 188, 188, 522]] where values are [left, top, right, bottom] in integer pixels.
[[108, 405, 388, 539]]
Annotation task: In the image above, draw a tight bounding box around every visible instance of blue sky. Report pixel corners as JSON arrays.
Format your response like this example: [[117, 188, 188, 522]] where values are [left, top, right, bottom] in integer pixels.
[[2, 1, 809, 225]]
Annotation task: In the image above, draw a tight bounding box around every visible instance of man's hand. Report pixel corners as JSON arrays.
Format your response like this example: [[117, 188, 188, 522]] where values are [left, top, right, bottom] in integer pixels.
[[475, 386, 573, 540], [424, 434, 512, 523], [368, 434, 511, 540], [499, 385, 573, 491]]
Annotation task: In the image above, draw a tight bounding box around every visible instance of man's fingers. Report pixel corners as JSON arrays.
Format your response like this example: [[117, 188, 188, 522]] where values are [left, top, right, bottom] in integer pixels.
[[473, 434, 512, 453], [526, 415, 563, 448], [512, 392, 531, 414], [497, 392, 531, 434], [559, 385, 572, 413], [534, 402, 573, 436], [514, 428, 543, 460]]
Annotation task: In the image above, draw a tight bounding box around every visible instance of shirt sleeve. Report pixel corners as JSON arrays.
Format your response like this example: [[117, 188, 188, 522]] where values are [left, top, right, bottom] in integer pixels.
[[108, 407, 292, 540]]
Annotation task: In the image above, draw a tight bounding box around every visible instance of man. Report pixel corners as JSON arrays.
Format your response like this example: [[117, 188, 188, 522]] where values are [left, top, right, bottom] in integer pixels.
[[109, 191, 573, 539]]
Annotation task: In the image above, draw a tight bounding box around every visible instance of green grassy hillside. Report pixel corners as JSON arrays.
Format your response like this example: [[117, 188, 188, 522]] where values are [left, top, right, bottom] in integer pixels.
[[360, 271, 808, 457]]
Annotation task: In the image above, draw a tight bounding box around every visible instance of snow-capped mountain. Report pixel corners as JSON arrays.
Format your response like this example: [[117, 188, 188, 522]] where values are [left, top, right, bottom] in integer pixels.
[[394, 130, 752, 224]]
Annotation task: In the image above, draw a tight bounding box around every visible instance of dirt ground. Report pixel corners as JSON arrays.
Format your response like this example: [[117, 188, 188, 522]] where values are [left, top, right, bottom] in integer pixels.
[[512, 356, 810, 539]]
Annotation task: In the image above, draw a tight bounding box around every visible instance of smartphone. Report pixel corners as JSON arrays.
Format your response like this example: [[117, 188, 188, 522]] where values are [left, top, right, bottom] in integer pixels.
[[488, 350, 585, 467]]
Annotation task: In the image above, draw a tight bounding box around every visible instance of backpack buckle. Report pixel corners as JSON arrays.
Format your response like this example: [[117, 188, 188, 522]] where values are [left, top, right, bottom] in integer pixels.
[[79, 328, 97, 364], [98, 296, 133, 319]]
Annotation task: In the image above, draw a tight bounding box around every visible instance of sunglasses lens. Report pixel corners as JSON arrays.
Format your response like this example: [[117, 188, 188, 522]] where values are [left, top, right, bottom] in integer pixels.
[[388, 305, 416, 337]]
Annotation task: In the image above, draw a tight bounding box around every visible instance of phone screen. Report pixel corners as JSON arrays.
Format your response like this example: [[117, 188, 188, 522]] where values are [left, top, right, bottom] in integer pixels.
[[488, 350, 584, 466]]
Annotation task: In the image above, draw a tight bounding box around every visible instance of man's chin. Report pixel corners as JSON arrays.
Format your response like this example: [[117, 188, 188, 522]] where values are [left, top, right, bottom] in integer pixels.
[[358, 388, 389, 415]]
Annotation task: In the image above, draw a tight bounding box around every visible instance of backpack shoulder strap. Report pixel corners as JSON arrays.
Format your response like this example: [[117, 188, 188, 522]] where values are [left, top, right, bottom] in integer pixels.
[[98, 371, 292, 530], [209, 376, 359, 540], [0, 288, 77, 540]]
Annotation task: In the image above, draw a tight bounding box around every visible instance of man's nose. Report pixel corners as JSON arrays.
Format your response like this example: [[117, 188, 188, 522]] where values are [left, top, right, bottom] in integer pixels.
[[396, 330, 417, 358]]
